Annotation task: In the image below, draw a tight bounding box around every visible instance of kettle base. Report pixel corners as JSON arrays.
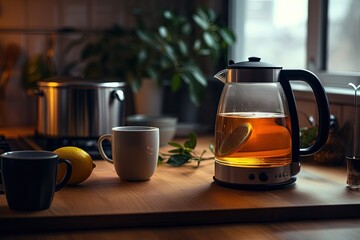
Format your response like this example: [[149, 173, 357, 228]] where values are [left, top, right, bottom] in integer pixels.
[[214, 161, 298, 190], [213, 176, 296, 190]]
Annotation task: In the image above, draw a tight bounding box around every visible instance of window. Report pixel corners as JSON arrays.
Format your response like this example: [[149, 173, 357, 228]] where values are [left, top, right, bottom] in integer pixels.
[[230, 0, 308, 68], [229, 0, 360, 92], [327, 0, 360, 73]]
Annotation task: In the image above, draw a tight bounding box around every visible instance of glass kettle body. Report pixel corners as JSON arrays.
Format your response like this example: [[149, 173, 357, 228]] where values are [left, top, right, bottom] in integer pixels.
[[214, 57, 330, 189]]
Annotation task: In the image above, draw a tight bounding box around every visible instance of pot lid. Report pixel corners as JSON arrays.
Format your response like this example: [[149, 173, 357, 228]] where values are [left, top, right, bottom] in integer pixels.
[[227, 57, 282, 69], [37, 77, 127, 88]]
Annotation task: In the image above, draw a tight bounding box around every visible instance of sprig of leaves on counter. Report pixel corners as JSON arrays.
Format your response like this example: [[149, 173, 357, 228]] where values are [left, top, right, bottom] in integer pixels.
[[158, 132, 214, 167]]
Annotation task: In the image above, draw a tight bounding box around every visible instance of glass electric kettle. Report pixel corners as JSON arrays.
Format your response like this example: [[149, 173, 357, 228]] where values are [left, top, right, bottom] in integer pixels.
[[213, 57, 330, 189]]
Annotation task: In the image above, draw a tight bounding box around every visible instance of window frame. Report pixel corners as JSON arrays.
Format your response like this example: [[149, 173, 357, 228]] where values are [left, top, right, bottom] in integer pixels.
[[229, 0, 360, 98], [308, 0, 360, 93]]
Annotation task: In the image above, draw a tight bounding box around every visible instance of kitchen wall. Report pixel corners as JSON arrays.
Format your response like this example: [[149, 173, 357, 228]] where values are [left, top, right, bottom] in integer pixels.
[[1, 0, 142, 127], [295, 89, 354, 132], [294, 89, 355, 156], [0, 0, 223, 127], [0, 0, 355, 134]]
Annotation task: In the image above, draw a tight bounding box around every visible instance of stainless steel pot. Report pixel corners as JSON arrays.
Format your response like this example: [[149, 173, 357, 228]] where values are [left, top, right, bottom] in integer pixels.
[[36, 77, 127, 138]]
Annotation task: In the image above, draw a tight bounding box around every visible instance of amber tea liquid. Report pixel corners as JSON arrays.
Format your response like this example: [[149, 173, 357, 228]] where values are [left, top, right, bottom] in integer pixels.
[[215, 112, 292, 168]]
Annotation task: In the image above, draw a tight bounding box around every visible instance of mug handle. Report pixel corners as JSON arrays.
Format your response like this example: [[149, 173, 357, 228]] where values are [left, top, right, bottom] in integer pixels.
[[55, 159, 72, 191], [98, 134, 114, 164]]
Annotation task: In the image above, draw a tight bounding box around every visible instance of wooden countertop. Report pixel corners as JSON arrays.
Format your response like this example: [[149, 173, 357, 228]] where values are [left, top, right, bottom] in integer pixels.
[[1, 128, 359, 239], [1, 148, 358, 232]]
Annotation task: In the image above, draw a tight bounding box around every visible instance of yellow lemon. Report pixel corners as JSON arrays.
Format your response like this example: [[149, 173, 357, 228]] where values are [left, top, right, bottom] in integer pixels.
[[54, 146, 96, 185], [218, 123, 253, 157]]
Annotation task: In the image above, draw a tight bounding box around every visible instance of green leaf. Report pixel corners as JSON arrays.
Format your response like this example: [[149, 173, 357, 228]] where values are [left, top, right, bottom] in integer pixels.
[[163, 10, 173, 20], [193, 39, 201, 50], [195, 8, 209, 23], [206, 8, 216, 22], [300, 127, 318, 148], [171, 74, 182, 92], [187, 77, 206, 106], [159, 26, 168, 38], [168, 141, 183, 148], [193, 14, 209, 30], [203, 31, 216, 48], [137, 49, 147, 63], [191, 68, 207, 87], [184, 132, 197, 149], [158, 155, 164, 165], [178, 40, 188, 55], [163, 45, 176, 62], [182, 149, 191, 155], [183, 65, 207, 87], [167, 154, 191, 167], [219, 28, 236, 45], [147, 67, 158, 81], [159, 57, 171, 69], [198, 48, 211, 56], [179, 72, 191, 84], [196, 8, 207, 18], [136, 30, 154, 44], [129, 74, 142, 92], [181, 23, 192, 35], [209, 143, 215, 154], [168, 149, 182, 154]]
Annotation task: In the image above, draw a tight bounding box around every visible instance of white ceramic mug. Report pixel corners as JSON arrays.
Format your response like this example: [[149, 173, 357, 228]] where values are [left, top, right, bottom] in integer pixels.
[[98, 126, 159, 181]]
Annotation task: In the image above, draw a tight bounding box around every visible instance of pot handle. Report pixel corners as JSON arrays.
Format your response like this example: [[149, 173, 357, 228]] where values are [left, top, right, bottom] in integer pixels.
[[112, 89, 126, 125], [112, 90, 125, 102], [279, 69, 330, 160]]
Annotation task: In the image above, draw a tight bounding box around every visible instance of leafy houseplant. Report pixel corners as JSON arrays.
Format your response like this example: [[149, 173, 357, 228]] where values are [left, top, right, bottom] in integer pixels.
[[61, 8, 235, 106], [128, 8, 236, 105], [62, 25, 132, 80]]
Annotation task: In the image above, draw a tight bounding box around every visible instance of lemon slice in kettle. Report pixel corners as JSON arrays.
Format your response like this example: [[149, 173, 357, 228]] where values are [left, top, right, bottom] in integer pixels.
[[218, 123, 253, 157]]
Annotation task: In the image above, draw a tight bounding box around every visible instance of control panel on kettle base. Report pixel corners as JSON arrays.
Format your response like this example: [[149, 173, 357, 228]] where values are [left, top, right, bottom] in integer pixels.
[[247, 170, 290, 184], [214, 163, 292, 185]]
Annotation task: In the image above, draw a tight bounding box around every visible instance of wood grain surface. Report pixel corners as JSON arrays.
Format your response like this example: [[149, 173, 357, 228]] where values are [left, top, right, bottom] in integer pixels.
[[0, 144, 358, 234]]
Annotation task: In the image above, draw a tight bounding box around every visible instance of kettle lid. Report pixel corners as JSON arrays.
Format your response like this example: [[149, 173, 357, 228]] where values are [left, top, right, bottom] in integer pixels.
[[228, 57, 282, 69]]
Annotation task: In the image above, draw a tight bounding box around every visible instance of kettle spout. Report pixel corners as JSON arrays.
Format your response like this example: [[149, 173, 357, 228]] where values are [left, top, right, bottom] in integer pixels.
[[214, 69, 228, 83]]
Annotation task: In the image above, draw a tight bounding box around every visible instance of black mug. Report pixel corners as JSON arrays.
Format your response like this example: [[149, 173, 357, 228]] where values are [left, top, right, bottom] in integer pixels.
[[0, 150, 72, 211]]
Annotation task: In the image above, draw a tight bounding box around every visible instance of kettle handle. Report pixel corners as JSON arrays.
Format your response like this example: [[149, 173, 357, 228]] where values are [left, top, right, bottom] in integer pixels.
[[279, 69, 330, 162]]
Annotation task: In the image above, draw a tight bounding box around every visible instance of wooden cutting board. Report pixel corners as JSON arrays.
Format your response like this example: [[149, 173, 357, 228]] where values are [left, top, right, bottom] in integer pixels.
[[1, 156, 359, 233]]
